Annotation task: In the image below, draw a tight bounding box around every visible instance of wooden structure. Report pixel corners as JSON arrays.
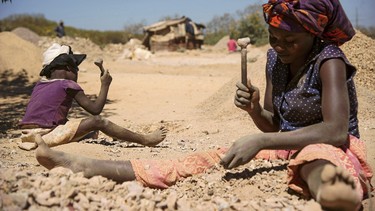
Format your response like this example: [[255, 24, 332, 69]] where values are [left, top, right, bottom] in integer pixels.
[[142, 16, 205, 52]]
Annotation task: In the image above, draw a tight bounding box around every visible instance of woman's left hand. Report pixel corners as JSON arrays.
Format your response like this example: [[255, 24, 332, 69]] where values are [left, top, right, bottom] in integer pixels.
[[220, 134, 263, 169]]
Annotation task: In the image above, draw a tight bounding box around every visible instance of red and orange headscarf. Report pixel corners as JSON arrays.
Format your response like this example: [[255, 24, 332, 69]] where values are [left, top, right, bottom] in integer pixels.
[[262, 0, 355, 45]]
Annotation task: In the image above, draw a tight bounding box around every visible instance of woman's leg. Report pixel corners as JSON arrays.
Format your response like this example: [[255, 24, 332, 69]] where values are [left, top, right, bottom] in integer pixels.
[[74, 115, 167, 147], [36, 133, 228, 189], [300, 159, 361, 211], [35, 134, 136, 183]]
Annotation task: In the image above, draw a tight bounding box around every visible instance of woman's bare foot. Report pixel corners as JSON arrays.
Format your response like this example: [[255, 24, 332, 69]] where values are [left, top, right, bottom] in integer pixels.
[[35, 134, 81, 171], [316, 164, 361, 211], [142, 126, 168, 147]]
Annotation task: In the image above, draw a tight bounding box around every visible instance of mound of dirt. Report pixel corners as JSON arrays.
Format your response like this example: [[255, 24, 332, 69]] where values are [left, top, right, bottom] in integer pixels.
[[341, 30, 375, 91], [0, 32, 42, 82], [211, 35, 230, 52], [11, 27, 41, 45]]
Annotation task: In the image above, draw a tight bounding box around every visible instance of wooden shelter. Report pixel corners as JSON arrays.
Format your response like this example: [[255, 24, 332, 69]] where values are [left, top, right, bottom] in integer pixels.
[[142, 16, 205, 52]]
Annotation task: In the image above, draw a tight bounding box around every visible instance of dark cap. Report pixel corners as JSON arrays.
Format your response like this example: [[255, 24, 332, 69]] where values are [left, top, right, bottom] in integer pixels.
[[39, 43, 86, 77]]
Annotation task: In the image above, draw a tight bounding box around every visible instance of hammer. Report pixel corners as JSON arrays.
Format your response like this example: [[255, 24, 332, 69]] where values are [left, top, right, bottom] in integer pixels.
[[237, 37, 251, 86], [94, 58, 105, 76]]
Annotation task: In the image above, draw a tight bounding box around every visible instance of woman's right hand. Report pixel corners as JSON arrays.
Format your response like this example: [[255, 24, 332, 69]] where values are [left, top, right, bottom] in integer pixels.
[[234, 79, 260, 113]]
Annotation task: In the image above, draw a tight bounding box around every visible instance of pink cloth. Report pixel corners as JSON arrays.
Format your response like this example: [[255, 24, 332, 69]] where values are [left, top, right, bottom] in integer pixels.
[[227, 39, 237, 52], [255, 135, 373, 199], [131, 148, 228, 189]]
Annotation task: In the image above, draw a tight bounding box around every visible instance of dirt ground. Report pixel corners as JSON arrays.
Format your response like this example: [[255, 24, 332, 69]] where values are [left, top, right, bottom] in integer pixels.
[[1, 30, 374, 210]]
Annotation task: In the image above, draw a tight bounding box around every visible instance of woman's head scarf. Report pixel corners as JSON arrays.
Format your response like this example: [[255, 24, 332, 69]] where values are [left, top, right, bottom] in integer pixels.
[[262, 0, 355, 45]]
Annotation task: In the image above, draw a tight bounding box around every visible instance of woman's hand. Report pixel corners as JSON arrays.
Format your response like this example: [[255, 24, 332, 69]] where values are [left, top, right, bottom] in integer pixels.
[[220, 134, 264, 169], [234, 79, 261, 114]]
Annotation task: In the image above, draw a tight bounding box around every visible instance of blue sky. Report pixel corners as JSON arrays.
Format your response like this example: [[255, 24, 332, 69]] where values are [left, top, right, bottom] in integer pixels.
[[0, 0, 374, 31]]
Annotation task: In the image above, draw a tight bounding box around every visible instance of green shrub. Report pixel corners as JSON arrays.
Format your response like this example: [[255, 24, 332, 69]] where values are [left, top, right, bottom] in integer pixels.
[[0, 14, 140, 47]]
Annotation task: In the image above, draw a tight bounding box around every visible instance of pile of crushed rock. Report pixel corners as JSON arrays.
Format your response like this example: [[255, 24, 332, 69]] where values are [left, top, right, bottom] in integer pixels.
[[341, 30, 375, 91], [0, 154, 322, 210]]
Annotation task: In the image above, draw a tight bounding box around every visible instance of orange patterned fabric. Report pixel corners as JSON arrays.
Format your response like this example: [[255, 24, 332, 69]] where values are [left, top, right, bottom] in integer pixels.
[[239, 136, 373, 199], [131, 148, 228, 189], [286, 135, 372, 198], [262, 0, 355, 45]]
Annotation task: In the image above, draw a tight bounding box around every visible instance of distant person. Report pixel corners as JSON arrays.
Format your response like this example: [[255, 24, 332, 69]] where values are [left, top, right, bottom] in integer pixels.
[[55, 21, 65, 38], [185, 18, 195, 37], [18, 43, 167, 150], [227, 36, 238, 52], [185, 17, 196, 49]]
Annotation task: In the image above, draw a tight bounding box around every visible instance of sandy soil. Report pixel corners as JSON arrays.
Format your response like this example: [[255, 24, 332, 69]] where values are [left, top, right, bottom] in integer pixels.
[[0, 31, 374, 210]]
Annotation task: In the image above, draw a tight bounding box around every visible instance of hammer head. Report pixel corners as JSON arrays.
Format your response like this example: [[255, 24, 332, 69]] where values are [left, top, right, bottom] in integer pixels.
[[94, 58, 104, 76], [237, 37, 251, 49], [94, 58, 103, 66]]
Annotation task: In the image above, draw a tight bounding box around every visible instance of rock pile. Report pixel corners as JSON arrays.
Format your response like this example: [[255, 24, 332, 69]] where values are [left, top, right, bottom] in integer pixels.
[[341, 30, 375, 91], [0, 159, 321, 210]]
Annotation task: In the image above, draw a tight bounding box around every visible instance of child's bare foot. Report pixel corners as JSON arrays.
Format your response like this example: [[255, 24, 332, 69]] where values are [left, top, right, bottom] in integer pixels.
[[317, 164, 361, 211], [35, 134, 79, 171], [142, 126, 168, 147]]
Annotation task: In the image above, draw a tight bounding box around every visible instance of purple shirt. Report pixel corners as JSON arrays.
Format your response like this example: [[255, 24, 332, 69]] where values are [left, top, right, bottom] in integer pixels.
[[20, 79, 83, 128], [266, 39, 360, 138]]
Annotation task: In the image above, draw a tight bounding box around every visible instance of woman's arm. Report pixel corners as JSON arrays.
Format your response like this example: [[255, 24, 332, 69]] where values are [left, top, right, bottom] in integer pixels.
[[262, 58, 350, 149], [248, 67, 280, 132], [234, 69, 280, 132], [222, 58, 350, 169]]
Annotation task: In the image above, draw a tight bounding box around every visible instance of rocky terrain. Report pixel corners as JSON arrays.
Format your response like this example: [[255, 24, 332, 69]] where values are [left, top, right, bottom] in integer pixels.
[[0, 28, 374, 210]]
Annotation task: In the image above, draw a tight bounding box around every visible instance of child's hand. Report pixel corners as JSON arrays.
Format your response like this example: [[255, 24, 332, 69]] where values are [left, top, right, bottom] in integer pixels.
[[100, 69, 112, 86]]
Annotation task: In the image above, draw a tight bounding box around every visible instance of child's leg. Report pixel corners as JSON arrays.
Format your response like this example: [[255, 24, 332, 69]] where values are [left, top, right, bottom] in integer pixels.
[[300, 160, 361, 211], [35, 134, 136, 183], [74, 116, 167, 147]]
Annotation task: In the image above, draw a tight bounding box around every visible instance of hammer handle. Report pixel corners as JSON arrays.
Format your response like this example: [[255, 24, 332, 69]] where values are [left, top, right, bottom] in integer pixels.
[[94, 60, 105, 76], [241, 49, 247, 86], [98, 65, 105, 76]]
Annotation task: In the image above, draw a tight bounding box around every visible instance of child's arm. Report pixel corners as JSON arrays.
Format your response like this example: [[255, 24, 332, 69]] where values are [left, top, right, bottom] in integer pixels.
[[74, 70, 112, 115]]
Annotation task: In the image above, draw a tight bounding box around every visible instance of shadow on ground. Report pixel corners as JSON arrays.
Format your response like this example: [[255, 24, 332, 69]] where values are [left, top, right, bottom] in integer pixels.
[[0, 70, 117, 139], [223, 163, 288, 181]]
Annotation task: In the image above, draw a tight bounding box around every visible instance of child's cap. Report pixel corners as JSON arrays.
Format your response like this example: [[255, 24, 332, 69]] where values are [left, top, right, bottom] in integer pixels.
[[39, 43, 86, 77]]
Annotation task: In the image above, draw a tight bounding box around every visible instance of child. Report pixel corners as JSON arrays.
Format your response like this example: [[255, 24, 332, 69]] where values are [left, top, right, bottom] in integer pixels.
[[19, 43, 167, 150]]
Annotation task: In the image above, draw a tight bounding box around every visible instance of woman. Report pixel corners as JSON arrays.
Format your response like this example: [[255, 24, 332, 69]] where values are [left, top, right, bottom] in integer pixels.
[[221, 0, 372, 210]]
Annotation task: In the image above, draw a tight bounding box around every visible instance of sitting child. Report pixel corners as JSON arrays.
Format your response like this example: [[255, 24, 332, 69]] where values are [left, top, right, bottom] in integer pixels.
[[18, 43, 167, 150]]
